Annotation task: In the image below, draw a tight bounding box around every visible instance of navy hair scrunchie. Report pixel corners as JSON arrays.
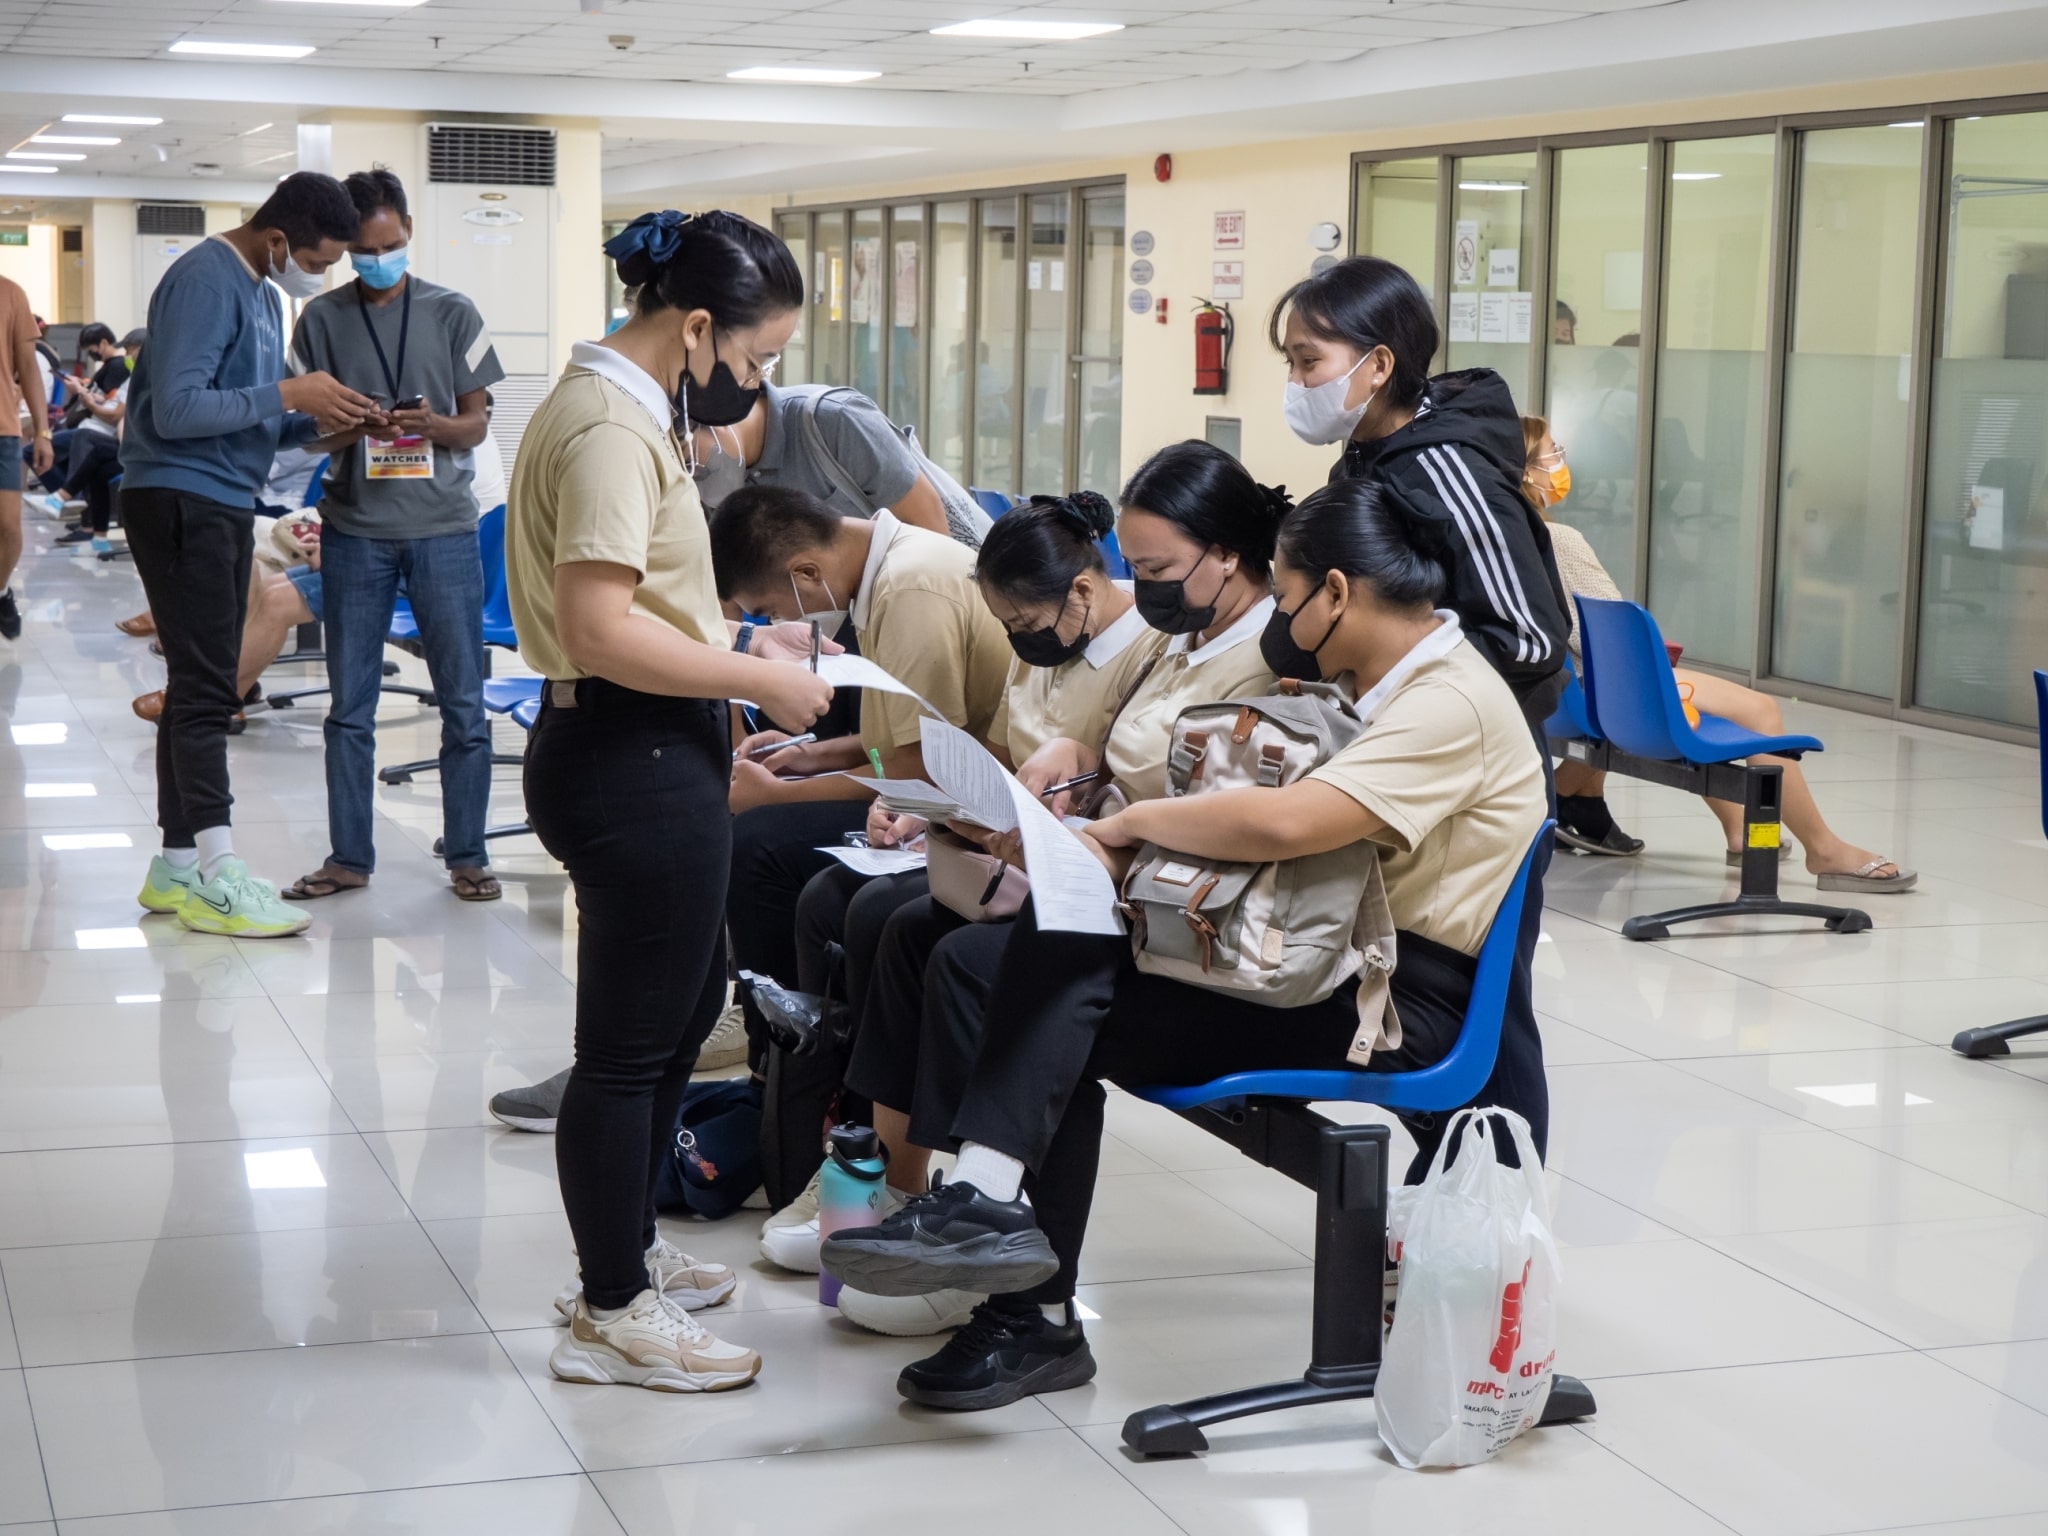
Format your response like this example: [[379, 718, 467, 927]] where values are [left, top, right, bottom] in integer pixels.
[[604, 210, 692, 285]]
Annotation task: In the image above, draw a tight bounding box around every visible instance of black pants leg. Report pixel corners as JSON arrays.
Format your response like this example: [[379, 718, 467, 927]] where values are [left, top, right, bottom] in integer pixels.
[[845, 894, 980, 1136], [1468, 737, 1555, 1172], [122, 487, 253, 847], [525, 686, 731, 1311], [794, 865, 931, 1022], [726, 801, 872, 988]]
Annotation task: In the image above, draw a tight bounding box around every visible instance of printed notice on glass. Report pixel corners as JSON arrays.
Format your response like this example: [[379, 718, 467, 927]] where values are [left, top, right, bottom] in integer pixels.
[[1506, 291, 1533, 345], [1488, 247, 1519, 288], [1478, 291, 1510, 344], [920, 718, 1122, 935], [1449, 292, 1479, 343], [1454, 220, 1479, 286]]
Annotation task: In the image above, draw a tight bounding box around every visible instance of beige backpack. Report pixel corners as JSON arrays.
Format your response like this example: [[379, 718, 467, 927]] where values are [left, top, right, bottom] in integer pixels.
[[1117, 680, 1402, 1062]]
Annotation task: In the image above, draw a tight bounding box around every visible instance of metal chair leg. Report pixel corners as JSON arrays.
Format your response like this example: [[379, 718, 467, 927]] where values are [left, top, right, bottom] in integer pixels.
[[1952, 1014, 2048, 1058], [379, 751, 523, 786]]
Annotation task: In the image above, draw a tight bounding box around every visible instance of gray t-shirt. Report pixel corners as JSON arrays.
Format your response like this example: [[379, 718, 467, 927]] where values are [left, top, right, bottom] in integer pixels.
[[735, 381, 922, 514], [289, 275, 505, 539]]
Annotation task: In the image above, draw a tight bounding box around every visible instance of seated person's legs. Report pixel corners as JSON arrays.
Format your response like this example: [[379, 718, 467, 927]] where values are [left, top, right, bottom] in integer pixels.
[[727, 799, 872, 1000], [1551, 760, 1642, 856], [239, 565, 318, 699]]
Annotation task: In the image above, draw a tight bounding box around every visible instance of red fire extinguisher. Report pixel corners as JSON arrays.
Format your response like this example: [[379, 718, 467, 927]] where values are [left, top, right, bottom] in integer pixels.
[[1193, 299, 1233, 396]]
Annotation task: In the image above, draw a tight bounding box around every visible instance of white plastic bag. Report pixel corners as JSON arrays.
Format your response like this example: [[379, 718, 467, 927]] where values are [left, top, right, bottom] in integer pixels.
[[1376, 1107, 1561, 1469]]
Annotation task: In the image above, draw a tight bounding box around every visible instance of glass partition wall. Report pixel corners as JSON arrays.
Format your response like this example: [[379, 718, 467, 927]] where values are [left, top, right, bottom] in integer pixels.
[[1354, 99, 2048, 737], [776, 177, 1125, 499]]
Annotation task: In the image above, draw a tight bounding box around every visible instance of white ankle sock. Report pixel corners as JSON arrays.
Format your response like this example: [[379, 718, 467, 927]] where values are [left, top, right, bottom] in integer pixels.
[[588, 1301, 629, 1323], [1040, 1303, 1069, 1327], [194, 826, 235, 882], [161, 845, 198, 870], [952, 1142, 1024, 1202]]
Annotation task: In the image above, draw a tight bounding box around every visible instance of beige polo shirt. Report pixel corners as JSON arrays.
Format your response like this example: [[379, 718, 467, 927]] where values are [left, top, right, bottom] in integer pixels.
[[854, 510, 1012, 752], [990, 601, 1167, 764], [1103, 596, 1278, 804], [1310, 634, 1545, 956], [507, 342, 728, 680]]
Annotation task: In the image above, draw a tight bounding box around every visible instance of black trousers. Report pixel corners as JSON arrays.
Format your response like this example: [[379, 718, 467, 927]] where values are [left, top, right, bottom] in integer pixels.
[[62, 432, 118, 498], [1486, 736, 1555, 1163], [846, 893, 976, 1138], [525, 682, 731, 1311], [726, 800, 870, 989], [122, 487, 254, 846], [917, 900, 1477, 1303], [83, 452, 123, 534], [793, 864, 932, 1019]]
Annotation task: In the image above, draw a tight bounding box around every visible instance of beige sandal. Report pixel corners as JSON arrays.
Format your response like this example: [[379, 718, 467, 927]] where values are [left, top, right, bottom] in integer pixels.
[[1815, 858, 1918, 894], [451, 869, 502, 902]]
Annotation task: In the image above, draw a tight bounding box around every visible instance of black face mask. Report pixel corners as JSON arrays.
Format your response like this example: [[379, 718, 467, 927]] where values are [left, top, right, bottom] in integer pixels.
[[1260, 590, 1342, 682], [1134, 549, 1228, 636], [1007, 592, 1091, 668], [677, 326, 761, 429]]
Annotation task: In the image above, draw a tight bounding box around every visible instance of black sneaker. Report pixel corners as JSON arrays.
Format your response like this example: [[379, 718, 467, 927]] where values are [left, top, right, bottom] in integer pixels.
[[1554, 822, 1645, 857], [489, 1066, 570, 1132], [820, 1178, 1059, 1298], [55, 527, 93, 545], [0, 589, 19, 641], [897, 1300, 1096, 1412]]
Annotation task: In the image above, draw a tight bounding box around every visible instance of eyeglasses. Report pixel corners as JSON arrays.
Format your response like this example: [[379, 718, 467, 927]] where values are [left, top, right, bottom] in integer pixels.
[[721, 333, 780, 389], [1535, 443, 1568, 469]]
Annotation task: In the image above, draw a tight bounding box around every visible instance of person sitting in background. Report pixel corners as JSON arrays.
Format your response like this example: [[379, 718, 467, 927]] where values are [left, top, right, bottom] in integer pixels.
[[1523, 416, 1917, 894], [51, 367, 127, 546], [34, 322, 130, 507]]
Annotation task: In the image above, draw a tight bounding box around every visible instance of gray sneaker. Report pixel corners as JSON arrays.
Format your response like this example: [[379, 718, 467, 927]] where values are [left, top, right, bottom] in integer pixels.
[[490, 1066, 570, 1132], [697, 1003, 749, 1071]]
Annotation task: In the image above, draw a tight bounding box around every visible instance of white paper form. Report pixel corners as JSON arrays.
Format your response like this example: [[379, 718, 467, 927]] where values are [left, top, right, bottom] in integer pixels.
[[816, 653, 941, 719], [831, 774, 965, 821], [920, 718, 1123, 936], [816, 845, 928, 877]]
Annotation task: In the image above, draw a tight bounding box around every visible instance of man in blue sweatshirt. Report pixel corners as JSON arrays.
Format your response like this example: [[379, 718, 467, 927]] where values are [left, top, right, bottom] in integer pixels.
[[124, 171, 378, 939]]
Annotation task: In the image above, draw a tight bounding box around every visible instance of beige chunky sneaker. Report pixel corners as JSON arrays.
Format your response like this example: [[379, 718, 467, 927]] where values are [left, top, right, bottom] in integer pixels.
[[554, 1237, 738, 1322], [549, 1288, 761, 1393]]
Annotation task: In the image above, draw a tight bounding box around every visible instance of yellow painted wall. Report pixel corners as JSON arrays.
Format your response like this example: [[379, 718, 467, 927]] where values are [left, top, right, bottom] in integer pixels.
[[84, 199, 135, 335], [0, 224, 59, 318]]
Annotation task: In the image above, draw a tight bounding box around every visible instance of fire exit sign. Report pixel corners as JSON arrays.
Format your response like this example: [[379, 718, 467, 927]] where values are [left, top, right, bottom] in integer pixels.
[[0, 228, 27, 247]]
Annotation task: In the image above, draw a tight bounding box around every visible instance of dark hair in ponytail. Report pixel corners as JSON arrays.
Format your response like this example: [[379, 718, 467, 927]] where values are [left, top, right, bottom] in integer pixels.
[[606, 209, 803, 329], [1119, 440, 1290, 578], [1276, 477, 1444, 610], [1268, 256, 1437, 411], [975, 491, 1114, 607]]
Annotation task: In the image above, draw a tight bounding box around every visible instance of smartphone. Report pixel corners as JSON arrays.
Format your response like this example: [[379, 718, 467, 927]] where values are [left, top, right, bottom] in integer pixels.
[[393, 395, 425, 412]]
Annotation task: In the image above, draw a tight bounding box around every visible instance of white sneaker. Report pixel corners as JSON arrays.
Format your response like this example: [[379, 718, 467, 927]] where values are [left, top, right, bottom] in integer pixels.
[[837, 1284, 984, 1337], [697, 1003, 749, 1071], [759, 1168, 908, 1273], [549, 1288, 760, 1393], [554, 1237, 738, 1322]]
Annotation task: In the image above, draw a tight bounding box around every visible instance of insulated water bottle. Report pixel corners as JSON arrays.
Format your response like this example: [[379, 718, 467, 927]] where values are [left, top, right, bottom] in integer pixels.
[[816, 1124, 888, 1307]]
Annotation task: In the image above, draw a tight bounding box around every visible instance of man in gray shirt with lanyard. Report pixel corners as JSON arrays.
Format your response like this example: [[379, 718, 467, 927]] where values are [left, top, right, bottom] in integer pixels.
[[284, 167, 507, 904]]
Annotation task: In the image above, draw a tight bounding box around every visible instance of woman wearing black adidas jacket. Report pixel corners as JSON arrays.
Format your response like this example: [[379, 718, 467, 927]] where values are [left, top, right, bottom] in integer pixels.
[[1270, 255, 1570, 1168]]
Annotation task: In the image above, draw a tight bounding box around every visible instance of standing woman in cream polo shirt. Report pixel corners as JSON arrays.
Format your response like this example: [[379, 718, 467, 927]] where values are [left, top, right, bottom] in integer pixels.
[[505, 210, 834, 1393]]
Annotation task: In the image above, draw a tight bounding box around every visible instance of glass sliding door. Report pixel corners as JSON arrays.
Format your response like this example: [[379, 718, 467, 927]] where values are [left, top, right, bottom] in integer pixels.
[[1358, 156, 1440, 297], [1917, 111, 2048, 726], [1546, 143, 1647, 593], [887, 205, 925, 432], [1075, 187, 1125, 496], [1448, 152, 1537, 407], [976, 195, 1021, 493], [1022, 191, 1070, 495], [776, 212, 809, 385], [1773, 124, 1923, 698], [1647, 135, 1776, 670], [850, 207, 884, 403], [928, 200, 971, 481], [813, 210, 847, 387]]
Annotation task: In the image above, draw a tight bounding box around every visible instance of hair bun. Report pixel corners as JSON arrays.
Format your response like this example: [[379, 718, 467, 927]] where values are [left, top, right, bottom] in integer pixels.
[[604, 209, 694, 288], [1026, 490, 1116, 541], [1257, 482, 1294, 523]]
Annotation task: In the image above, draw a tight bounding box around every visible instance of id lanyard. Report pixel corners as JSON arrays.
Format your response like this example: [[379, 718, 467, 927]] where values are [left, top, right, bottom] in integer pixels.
[[355, 276, 412, 406]]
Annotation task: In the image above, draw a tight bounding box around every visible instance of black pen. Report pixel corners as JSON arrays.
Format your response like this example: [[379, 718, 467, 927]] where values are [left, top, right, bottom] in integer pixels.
[[1038, 772, 1098, 800], [809, 618, 820, 674]]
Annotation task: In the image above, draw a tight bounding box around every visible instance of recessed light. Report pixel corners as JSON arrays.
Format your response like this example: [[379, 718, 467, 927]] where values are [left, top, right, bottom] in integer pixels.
[[31, 134, 120, 145], [64, 114, 162, 126], [0, 165, 57, 175], [169, 39, 317, 59], [8, 152, 86, 162], [931, 19, 1123, 40], [726, 66, 881, 83]]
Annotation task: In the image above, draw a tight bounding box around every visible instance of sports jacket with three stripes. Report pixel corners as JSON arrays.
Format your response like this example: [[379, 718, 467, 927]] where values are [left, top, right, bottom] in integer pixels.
[[1333, 368, 1571, 731]]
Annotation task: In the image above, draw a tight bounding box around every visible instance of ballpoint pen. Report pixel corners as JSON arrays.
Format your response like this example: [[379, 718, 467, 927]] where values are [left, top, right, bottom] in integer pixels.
[[809, 618, 820, 674]]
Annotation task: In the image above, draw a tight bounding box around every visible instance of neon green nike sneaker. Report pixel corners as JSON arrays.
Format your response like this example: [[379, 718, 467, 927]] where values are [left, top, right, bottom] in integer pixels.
[[137, 854, 201, 914], [176, 858, 312, 939]]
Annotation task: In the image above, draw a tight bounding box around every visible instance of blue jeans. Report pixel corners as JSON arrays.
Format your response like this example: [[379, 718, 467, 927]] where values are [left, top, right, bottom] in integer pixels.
[[320, 525, 490, 873]]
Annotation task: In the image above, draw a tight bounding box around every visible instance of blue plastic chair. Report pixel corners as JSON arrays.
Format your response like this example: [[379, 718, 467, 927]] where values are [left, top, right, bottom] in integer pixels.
[[969, 486, 1019, 519], [302, 456, 328, 509], [1543, 653, 1598, 743], [1953, 669, 2048, 1058], [1572, 595, 1870, 940], [1116, 824, 1596, 1456]]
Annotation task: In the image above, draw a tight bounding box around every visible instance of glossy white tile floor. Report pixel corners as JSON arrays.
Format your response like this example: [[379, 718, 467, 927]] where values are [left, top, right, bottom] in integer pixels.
[[1, 523, 2045, 1534]]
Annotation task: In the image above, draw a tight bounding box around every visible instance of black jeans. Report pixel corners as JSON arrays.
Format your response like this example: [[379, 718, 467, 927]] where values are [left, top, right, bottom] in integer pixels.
[[846, 893, 976, 1137], [726, 800, 871, 989], [122, 486, 254, 846], [525, 681, 731, 1311], [1482, 736, 1555, 1164], [793, 864, 932, 1020], [62, 432, 118, 498], [915, 899, 1477, 1303]]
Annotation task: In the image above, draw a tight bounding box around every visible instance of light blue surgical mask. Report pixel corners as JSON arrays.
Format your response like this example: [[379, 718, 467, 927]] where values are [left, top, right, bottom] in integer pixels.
[[351, 246, 410, 291]]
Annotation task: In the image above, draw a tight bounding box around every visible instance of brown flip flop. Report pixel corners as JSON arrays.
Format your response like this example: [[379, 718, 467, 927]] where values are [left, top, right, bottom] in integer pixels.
[[116, 614, 155, 638], [451, 869, 502, 902], [283, 867, 368, 901]]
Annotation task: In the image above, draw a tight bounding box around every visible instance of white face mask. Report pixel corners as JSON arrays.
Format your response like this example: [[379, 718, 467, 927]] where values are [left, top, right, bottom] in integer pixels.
[[1283, 352, 1375, 446], [790, 572, 848, 636], [269, 246, 327, 301]]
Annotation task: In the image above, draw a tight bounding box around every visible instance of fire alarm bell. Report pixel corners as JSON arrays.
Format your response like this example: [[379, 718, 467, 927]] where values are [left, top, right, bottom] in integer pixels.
[[1154, 153, 1173, 183]]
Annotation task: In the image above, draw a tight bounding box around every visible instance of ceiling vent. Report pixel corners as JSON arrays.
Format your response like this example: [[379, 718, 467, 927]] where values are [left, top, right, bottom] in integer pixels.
[[428, 124, 557, 187], [136, 203, 206, 237]]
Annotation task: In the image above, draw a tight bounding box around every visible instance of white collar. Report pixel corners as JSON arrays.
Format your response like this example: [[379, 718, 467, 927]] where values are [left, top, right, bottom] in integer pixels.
[[1354, 611, 1465, 725], [849, 507, 901, 631], [1166, 594, 1276, 666], [568, 339, 673, 436], [1083, 601, 1147, 669]]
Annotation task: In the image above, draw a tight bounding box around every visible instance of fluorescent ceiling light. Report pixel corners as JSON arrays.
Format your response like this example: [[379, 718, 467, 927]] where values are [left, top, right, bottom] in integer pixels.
[[244, 1148, 328, 1190], [76, 926, 148, 950], [269, 0, 428, 5], [32, 134, 119, 145], [726, 65, 880, 83], [0, 165, 57, 175], [241, 123, 275, 136], [8, 152, 85, 162], [25, 782, 95, 796], [1890, 120, 1924, 128], [250, 150, 296, 165], [170, 39, 317, 59], [64, 114, 162, 126], [1458, 180, 1526, 191], [931, 18, 1123, 40], [1671, 171, 1722, 181], [43, 832, 133, 850], [12, 723, 68, 744]]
